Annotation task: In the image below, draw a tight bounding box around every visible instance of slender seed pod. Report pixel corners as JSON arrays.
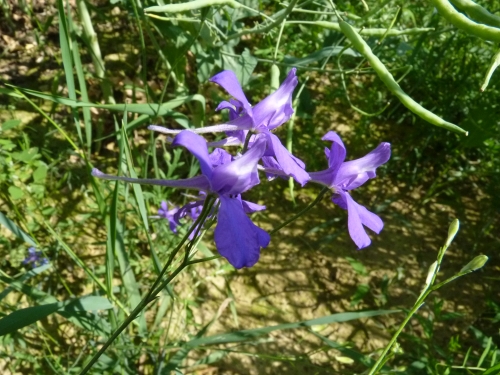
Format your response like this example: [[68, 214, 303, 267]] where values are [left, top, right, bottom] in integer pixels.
[[339, 20, 467, 135], [430, 0, 500, 42], [270, 64, 281, 93], [313, 21, 434, 36], [449, 0, 500, 29], [481, 49, 500, 91], [146, 0, 240, 13]]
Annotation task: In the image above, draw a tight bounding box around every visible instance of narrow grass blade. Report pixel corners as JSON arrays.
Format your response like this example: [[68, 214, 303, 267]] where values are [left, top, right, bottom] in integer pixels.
[[164, 309, 399, 371], [68, 9, 93, 154], [0, 302, 61, 336], [0, 212, 37, 247], [112, 119, 148, 333], [0, 264, 50, 302], [121, 124, 161, 273], [56, 0, 83, 144], [10, 86, 205, 117], [42, 219, 130, 317], [0, 274, 112, 336], [105, 182, 119, 298], [190, 309, 399, 346], [310, 330, 374, 367]]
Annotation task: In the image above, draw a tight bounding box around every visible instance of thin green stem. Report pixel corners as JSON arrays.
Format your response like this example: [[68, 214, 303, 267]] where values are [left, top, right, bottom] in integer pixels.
[[225, 0, 299, 41], [79, 196, 216, 375], [242, 131, 254, 153], [270, 187, 329, 235], [187, 255, 221, 266], [368, 244, 450, 374]]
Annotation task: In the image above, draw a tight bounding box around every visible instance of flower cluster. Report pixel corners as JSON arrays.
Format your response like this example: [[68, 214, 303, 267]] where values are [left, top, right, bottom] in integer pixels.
[[23, 247, 49, 268], [93, 69, 391, 269]]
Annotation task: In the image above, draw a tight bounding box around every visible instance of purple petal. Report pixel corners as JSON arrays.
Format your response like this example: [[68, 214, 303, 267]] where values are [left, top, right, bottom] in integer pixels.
[[148, 123, 247, 135], [207, 136, 244, 148], [214, 196, 270, 269], [158, 201, 179, 233], [266, 133, 310, 186], [261, 156, 287, 181], [210, 70, 253, 119], [334, 191, 383, 249], [254, 68, 298, 130], [172, 131, 213, 180], [209, 148, 233, 168], [323, 131, 346, 171], [215, 100, 242, 121], [215, 100, 236, 112], [335, 143, 391, 190], [242, 199, 266, 213], [210, 137, 266, 195], [309, 169, 337, 187], [92, 168, 211, 191], [160, 201, 168, 212], [174, 200, 204, 223]]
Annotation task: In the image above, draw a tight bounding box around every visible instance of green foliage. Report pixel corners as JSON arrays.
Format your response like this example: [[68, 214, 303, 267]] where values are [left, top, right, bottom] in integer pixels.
[[0, 0, 498, 374]]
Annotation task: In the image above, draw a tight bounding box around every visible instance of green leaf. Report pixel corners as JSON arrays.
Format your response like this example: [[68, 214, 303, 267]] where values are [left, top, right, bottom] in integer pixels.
[[163, 309, 399, 371], [0, 212, 36, 246], [121, 124, 161, 273], [11, 86, 206, 117], [0, 295, 113, 337], [12, 148, 39, 163], [483, 363, 500, 375], [63, 296, 113, 312], [346, 257, 368, 276], [350, 284, 370, 306], [33, 165, 48, 183], [57, 0, 82, 144], [221, 47, 257, 86], [0, 303, 61, 336], [1, 119, 21, 131], [0, 264, 50, 302], [0, 274, 111, 336], [8, 186, 24, 200], [196, 309, 399, 345]]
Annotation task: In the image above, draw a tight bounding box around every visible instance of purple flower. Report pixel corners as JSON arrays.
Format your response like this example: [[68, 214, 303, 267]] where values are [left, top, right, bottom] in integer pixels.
[[22, 247, 49, 268], [148, 69, 310, 186], [158, 201, 180, 233], [93, 130, 270, 269], [309, 132, 391, 249]]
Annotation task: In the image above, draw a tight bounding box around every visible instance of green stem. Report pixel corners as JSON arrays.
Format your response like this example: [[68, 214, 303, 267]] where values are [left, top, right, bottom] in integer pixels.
[[242, 131, 254, 153], [79, 196, 216, 375], [76, 0, 115, 104], [270, 187, 329, 235], [367, 243, 450, 374], [225, 0, 299, 41], [286, 20, 434, 36]]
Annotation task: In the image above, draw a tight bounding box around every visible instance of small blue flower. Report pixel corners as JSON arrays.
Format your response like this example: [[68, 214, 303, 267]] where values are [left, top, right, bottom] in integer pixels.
[[158, 201, 180, 233], [22, 247, 49, 268], [309, 132, 391, 249]]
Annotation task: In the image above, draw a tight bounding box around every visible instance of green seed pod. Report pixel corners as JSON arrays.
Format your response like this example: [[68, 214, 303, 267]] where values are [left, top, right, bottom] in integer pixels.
[[430, 0, 500, 42], [449, 0, 500, 29], [314, 21, 434, 37], [445, 219, 460, 247], [459, 255, 488, 274], [338, 20, 467, 135], [270, 64, 280, 93], [145, 0, 240, 13]]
